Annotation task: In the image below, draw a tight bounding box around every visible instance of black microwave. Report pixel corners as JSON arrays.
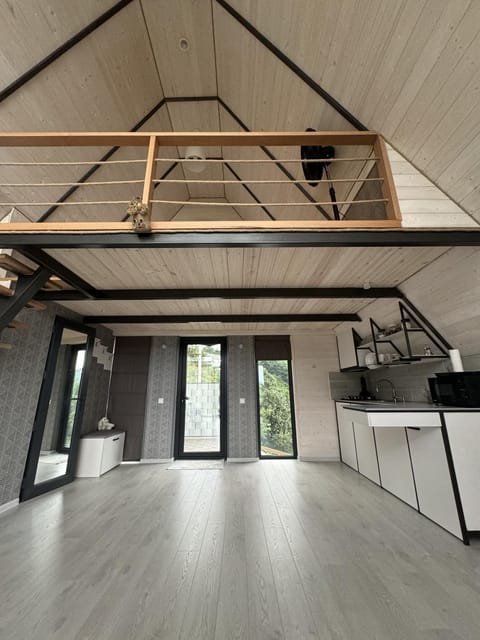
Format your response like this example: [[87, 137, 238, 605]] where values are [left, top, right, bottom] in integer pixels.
[[428, 372, 480, 407]]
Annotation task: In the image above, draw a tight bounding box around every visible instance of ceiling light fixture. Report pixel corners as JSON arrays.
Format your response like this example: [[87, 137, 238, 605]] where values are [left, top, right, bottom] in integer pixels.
[[184, 145, 206, 174], [179, 37, 189, 51]]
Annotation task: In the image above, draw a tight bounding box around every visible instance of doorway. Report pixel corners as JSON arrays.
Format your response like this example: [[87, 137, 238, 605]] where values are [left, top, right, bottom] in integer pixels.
[[255, 336, 298, 459], [174, 338, 227, 459], [20, 318, 94, 500]]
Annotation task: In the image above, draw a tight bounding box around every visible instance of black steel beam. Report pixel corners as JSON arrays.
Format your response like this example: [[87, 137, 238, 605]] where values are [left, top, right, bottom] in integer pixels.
[[0, 267, 51, 331], [0, 0, 135, 105], [38, 97, 168, 223], [84, 313, 361, 324], [215, 0, 366, 131], [16, 247, 97, 299], [3, 230, 480, 250], [36, 287, 402, 302]]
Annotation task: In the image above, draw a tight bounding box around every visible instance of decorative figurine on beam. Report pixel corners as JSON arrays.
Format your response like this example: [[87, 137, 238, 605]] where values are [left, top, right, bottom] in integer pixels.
[[126, 196, 151, 233]]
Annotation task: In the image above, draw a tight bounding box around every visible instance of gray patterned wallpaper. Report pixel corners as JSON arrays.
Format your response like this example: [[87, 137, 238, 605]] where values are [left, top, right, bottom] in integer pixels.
[[227, 336, 258, 459], [0, 305, 56, 506], [142, 336, 179, 460], [0, 303, 113, 507], [141, 337, 259, 460]]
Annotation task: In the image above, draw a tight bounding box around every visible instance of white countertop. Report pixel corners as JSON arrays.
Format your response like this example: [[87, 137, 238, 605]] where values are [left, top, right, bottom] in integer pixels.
[[337, 401, 480, 413]]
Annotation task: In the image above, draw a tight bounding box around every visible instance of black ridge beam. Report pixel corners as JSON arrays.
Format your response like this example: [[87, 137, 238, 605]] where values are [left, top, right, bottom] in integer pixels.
[[84, 313, 361, 324], [38, 97, 167, 223], [36, 287, 403, 302], [0, 267, 51, 331], [165, 96, 218, 103], [16, 247, 97, 299], [218, 98, 332, 220], [2, 230, 480, 249], [215, 0, 367, 131], [0, 0, 135, 105]]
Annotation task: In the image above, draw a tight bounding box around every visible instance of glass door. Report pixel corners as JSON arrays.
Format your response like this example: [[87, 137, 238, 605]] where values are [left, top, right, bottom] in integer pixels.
[[21, 318, 94, 500], [175, 338, 226, 458]]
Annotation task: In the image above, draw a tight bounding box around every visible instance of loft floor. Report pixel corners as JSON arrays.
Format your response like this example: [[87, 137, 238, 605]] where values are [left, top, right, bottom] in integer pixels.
[[1, 461, 480, 639]]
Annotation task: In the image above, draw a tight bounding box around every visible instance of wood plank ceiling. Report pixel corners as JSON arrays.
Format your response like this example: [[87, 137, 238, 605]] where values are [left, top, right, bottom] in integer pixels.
[[0, 0, 478, 333]]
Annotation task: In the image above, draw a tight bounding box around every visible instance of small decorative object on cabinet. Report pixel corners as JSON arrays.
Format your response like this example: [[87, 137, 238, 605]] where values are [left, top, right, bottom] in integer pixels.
[[76, 431, 125, 478]]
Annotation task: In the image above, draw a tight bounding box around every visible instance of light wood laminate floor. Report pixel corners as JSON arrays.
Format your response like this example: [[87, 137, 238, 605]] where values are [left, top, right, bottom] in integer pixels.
[[1, 461, 480, 639]]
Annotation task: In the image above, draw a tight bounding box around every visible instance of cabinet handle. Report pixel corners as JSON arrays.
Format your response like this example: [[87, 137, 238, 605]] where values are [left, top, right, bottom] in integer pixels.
[[407, 427, 421, 431], [112, 437, 119, 441]]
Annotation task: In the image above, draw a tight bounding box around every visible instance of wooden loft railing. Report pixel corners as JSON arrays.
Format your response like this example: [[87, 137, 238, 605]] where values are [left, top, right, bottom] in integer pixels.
[[0, 131, 401, 233]]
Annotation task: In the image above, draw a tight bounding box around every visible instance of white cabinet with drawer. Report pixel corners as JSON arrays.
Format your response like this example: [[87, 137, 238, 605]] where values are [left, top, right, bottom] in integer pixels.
[[335, 403, 358, 470], [76, 431, 125, 478]]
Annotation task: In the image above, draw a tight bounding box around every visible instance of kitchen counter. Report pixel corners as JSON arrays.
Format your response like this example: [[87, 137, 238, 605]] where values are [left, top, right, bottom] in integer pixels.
[[334, 400, 480, 543], [338, 400, 480, 412]]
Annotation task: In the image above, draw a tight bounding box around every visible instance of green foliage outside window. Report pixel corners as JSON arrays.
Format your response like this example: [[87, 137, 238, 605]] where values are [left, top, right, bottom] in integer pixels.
[[258, 360, 294, 456]]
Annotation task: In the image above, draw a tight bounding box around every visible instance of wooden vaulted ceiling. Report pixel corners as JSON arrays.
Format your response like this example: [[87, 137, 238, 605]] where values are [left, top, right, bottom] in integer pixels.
[[1, 1, 479, 334]]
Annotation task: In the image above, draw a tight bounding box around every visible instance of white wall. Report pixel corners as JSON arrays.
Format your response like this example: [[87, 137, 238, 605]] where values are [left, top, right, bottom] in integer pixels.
[[387, 145, 477, 228], [291, 334, 340, 461]]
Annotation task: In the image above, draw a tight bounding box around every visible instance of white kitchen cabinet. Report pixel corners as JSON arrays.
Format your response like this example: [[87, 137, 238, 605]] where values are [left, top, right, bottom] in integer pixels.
[[374, 427, 417, 508], [336, 328, 358, 370], [353, 421, 380, 484], [444, 413, 480, 531], [406, 427, 462, 538], [76, 431, 125, 478], [336, 403, 358, 470]]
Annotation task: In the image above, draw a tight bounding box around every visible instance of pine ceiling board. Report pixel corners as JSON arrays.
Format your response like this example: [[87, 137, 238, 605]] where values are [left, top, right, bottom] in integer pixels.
[[221, 1, 480, 220], [213, 3, 351, 134], [0, 146, 111, 221], [373, 2, 471, 136], [219, 107, 328, 221], [0, 0, 114, 85], [141, 0, 217, 96], [384, 3, 478, 156], [46, 246, 447, 290], [101, 322, 339, 337], [45, 107, 182, 223], [166, 100, 223, 199], [172, 200, 242, 221], [59, 297, 368, 317], [0, 2, 161, 131], [167, 100, 222, 156], [183, 163, 225, 199], [223, 169, 268, 221], [0, 1, 163, 221]]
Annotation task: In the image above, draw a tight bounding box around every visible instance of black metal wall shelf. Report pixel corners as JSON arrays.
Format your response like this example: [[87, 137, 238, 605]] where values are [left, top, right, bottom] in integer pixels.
[[361, 300, 451, 368]]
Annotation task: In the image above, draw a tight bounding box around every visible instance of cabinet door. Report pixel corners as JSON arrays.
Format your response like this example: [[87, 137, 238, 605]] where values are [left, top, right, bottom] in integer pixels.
[[374, 427, 417, 507], [444, 413, 480, 531], [406, 427, 462, 538], [100, 434, 124, 475], [336, 404, 358, 470], [336, 328, 357, 370], [353, 422, 380, 484]]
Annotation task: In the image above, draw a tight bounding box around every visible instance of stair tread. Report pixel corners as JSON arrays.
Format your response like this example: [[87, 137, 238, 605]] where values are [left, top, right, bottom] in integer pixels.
[[0, 283, 14, 297], [0, 254, 34, 276], [8, 319, 28, 330], [26, 300, 47, 311]]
